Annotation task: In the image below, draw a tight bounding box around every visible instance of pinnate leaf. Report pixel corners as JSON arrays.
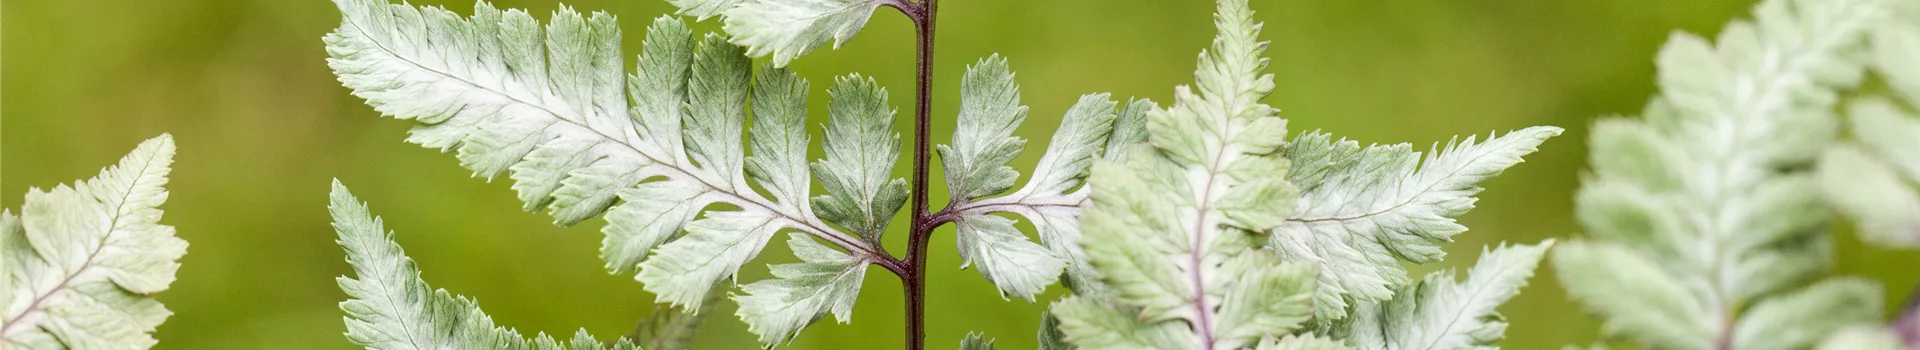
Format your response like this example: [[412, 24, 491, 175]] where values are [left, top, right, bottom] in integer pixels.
[[1, 135, 183, 350]]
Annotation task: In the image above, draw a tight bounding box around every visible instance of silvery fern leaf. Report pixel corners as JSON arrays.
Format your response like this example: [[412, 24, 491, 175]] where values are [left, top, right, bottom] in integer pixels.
[[1820, 1, 1920, 249], [1055, 0, 1556, 348], [936, 55, 1152, 299], [1550, 241, 1715, 348], [1554, 0, 1892, 348], [665, 0, 887, 67], [724, 0, 887, 67], [960, 332, 996, 350], [953, 213, 1065, 301], [1273, 127, 1560, 319], [1053, 0, 1319, 348], [331, 182, 644, 350], [810, 75, 909, 241], [1818, 141, 1920, 249], [327, 0, 892, 344], [1051, 297, 1196, 350], [1338, 241, 1553, 350], [733, 234, 868, 345], [0, 135, 183, 350], [941, 55, 1031, 203], [1728, 277, 1882, 350]]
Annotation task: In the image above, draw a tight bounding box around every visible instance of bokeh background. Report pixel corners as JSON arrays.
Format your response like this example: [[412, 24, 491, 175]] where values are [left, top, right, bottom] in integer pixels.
[[6, 0, 1918, 348]]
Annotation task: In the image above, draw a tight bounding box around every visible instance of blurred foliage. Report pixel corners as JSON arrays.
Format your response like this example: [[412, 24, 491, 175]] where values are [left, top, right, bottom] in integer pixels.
[[4, 0, 1917, 348]]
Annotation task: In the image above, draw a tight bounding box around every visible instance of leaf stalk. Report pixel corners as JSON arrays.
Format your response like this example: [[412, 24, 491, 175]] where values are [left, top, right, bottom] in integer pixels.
[[882, 0, 938, 349]]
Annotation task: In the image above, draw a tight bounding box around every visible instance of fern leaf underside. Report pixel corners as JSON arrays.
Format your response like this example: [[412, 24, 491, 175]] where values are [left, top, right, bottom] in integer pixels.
[[1556, 0, 1894, 348], [1052, 1, 1559, 349], [0, 135, 184, 350]]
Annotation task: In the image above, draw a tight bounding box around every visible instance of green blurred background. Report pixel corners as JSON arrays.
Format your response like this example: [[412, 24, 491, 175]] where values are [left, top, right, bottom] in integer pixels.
[[6, 0, 1918, 348]]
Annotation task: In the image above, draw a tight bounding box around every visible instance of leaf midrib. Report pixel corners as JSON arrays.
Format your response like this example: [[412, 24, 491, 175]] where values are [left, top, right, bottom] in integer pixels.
[[339, 14, 879, 258]]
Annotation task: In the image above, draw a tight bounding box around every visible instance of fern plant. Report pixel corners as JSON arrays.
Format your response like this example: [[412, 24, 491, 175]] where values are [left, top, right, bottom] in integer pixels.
[[331, 182, 655, 349], [0, 135, 187, 350], [1551, 0, 1920, 348], [1046, 1, 1563, 349], [324, 0, 1571, 348], [324, 0, 1137, 347]]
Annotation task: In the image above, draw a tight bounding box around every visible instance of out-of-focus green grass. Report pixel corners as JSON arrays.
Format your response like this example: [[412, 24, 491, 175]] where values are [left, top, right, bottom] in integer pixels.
[[6, 0, 1917, 348]]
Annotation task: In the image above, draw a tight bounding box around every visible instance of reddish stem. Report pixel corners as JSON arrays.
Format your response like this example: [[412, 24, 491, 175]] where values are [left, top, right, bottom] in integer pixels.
[[880, 1, 939, 349]]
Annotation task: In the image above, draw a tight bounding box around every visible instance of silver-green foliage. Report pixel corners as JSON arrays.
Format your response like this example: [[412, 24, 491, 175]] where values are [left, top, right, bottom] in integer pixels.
[[0, 135, 185, 350], [1277, 127, 1560, 320], [665, 0, 889, 67], [1553, 0, 1894, 348], [1049, 0, 1560, 349], [1803, 3, 1920, 349], [1335, 241, 1554, 350], [960, 332, 996, 350], [332, 182, 645, 350], [939, 55, 1152, 299], [325, 0, 1137, 345], [1819, 0, 1920, 250]]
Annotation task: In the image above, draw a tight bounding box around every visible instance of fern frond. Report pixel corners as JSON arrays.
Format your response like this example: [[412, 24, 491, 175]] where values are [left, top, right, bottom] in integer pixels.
[[733, 234, 868, 345], [935, 55, 1151, 299], [331, 182, 642, 350], [1052, 296, 1196, 349], [1273, 127, 1560, 319], [953, 213, 1065, 301], [1551, 241, 1714, 348], [664, 0, 887, 67], [1555, 0, 1893, 347], [960, 332, 997, 350], [1818, 142, 1920, 248], [811, 75, 909, 241], [1339, 240, 1553, 350], [945, 92, 1117, 299], [747, 67, 817, 216], [327, 0, 891, 344], [1729, 277, 1882, 350], [1054, 1, 1557, 348], [0, 135, 183, 350], [724, 0, 886, 67], [1821, 1, 1920, 249], [942, 55, 1030, 203], [1212, 251, 1316, 344], [1055, 0, 1318, 348]]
